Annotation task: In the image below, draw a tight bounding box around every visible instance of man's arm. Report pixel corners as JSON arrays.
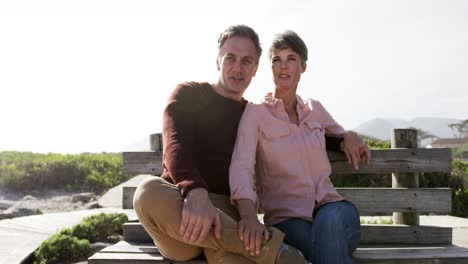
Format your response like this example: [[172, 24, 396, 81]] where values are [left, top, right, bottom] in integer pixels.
[[163, 83, 208, 196], [324, 135, 344, 152], [163, 83, 221, 243]]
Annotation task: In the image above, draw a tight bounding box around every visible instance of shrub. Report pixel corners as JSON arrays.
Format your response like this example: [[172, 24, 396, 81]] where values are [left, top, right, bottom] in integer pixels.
[[34, 234, 91, 264], [0, 151, 129, 194], [363, 135, 391, 149], [68, 213, 128, 243], [33, 212, 127, 264], [453, 188, 468, 217]]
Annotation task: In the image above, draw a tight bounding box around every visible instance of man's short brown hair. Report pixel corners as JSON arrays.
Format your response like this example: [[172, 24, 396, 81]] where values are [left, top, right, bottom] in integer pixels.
[[218, 25, 262, 59]]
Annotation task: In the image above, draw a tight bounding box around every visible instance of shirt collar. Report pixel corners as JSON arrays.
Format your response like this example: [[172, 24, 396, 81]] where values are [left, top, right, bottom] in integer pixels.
[[263, 93, 307, 110]]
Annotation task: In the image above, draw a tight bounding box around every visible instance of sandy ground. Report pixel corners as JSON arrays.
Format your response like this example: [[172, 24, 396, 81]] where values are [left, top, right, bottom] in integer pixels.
[[0, 187, 99, 214]]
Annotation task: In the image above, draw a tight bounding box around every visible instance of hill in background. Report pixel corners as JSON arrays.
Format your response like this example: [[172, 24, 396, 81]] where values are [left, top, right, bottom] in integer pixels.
[[354, 117, 461, 141]]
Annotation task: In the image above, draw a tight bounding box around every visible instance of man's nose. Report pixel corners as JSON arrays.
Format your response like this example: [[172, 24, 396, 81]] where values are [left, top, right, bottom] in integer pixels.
[[232, 60, 242, 71]]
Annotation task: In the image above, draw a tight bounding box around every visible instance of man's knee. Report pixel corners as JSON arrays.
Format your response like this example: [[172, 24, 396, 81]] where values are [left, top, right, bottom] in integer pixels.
[[160, 247, 203, 262], [133, 176, 177, 213]]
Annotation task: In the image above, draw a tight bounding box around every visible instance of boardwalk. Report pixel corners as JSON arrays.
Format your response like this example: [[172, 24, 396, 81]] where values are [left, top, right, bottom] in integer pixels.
[[0, 206, 136, 264]]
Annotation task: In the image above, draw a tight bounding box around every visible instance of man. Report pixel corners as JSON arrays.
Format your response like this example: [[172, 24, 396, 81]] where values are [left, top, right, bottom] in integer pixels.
[[133, 25, 369, 264]]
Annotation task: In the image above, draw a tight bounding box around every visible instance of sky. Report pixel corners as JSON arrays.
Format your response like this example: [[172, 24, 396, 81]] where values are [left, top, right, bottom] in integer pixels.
[[0, 0, 467, 153]]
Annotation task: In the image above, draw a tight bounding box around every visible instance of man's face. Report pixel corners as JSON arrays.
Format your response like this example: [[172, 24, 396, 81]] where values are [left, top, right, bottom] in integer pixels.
[[216, 36, 259, 97]]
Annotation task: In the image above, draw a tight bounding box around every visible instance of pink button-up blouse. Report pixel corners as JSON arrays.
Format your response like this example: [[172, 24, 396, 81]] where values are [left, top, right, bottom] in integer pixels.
[[229, 93, 345, 226]]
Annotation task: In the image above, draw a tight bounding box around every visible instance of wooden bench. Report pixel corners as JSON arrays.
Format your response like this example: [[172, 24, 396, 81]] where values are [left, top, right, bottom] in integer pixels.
[[89, 129, 468, 263]]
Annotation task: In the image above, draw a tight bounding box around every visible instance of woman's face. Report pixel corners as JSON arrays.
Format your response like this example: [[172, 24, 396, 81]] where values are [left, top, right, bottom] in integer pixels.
[[271, 48, 306, 91]]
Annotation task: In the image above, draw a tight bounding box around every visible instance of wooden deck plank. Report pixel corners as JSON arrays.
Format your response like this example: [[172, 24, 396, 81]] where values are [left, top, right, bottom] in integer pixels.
[[89, 241, 468, 264], [100, 241, 159, 254], [354, 245, 468, 264], [88, 252, 168, 264]]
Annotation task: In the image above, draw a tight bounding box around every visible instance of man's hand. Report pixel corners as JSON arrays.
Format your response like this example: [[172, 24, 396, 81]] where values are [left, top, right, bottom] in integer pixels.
[[340, 131, 371, 170], [235, 199, 269, 256], [180, 188, 221, 244]]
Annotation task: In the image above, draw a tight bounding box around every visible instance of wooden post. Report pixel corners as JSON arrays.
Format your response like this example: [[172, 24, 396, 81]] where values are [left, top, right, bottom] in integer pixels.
[[150, 133, 163, 152], [391, 129, 419, 225]]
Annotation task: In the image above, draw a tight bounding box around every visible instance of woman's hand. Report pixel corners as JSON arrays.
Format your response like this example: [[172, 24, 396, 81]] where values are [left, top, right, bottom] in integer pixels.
[[340, 131, 371, 170], [238, 214, 270, 256]]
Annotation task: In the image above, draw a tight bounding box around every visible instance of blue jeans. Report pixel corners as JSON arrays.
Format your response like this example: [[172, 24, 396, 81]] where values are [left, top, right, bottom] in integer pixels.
[[273, 201, 361, 264]]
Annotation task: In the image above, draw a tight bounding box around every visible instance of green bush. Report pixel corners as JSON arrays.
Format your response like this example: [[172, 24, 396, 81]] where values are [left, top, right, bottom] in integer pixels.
[[34, 234, 91, 264], [453, 188, 468, 217], [363, 135, 391, 149], [0, 151, 129, 194], [67, 213, 128, 243], [33, 213, 128, 264]]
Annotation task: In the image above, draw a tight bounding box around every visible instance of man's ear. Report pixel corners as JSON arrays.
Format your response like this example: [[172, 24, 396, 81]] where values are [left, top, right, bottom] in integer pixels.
[[301, 62, 307, 73], [216, 56, 221, 71]]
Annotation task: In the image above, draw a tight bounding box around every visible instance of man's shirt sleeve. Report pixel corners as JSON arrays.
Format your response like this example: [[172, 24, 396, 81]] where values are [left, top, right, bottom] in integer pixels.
[[162, 83, 208, 197]]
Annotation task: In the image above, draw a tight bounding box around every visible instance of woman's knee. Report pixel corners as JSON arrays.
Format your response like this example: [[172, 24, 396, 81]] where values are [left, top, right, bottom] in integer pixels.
[[314, 201, 360, 233], [313, 201, 361, 255]]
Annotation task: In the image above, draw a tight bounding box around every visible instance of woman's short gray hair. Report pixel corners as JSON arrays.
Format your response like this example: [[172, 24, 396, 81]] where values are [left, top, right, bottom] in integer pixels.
[[269, 30, 308, 64]]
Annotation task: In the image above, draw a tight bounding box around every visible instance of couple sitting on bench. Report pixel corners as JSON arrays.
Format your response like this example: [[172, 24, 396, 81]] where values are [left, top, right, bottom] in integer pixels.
[[133, 25, 370, 264]]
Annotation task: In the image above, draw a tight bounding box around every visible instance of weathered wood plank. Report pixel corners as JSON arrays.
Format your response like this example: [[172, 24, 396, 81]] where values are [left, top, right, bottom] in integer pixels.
[[89, 241, 468, 264], [354, 244, 468, 264], [100, 242, 158, 254], [123, 186, 451, 214], [336, 188, 452, 215], [361, 225, 452, 245], [88, 252, 168, 264], [123, 222, 452, 245], [123, 186, 137, 209], [391, 129, 420, 225], [328, 148, 452, 174], [123, 148, 452, 176], [93, 241, 207, 264], [123, 151, 163, 176]]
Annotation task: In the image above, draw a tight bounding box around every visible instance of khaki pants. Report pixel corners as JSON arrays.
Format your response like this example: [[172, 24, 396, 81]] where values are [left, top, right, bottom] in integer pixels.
[[133, 176, 284, 264]]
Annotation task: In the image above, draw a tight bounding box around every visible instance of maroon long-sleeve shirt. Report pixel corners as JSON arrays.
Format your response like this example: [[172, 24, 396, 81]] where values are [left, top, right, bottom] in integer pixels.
[[161, 82, 343, 197]]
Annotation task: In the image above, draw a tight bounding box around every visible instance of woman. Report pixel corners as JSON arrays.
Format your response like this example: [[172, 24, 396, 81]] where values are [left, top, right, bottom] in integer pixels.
[[229, 30, 370, 264]]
